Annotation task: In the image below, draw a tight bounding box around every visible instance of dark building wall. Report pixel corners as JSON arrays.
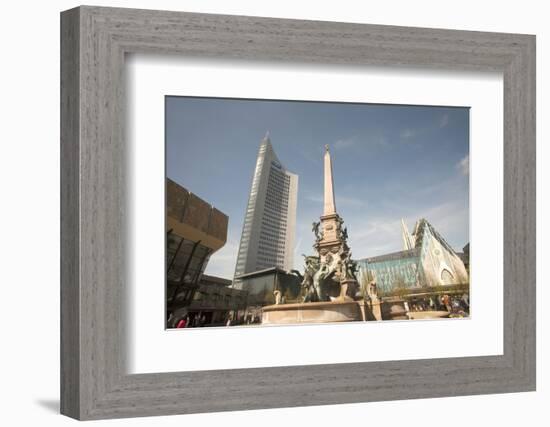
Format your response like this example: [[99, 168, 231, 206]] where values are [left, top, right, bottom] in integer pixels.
[[189, 275, 248, 312], [166, 178, 230, 326], [235, 268, 301, 307], [169, 275, 248, 327]]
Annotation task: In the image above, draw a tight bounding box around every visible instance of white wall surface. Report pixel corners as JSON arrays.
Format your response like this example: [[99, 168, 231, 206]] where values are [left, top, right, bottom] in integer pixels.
[[0, 0, 546, 425]]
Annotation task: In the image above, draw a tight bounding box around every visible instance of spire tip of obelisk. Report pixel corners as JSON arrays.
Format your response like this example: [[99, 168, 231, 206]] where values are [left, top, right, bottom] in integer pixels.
[[323, 144, 336, 216]]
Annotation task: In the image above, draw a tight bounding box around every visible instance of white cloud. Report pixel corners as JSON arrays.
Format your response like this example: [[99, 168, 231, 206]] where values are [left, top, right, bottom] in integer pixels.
[[204, 241, 239, 279], [334, 137, 355, 150], [334, 133, 390, 152], [305, 193, 323, 204], [439, 113, 450, 128], [343, 197, 469, 260], [457, 154, 469, 175], [373, 135, 389, 147], [400, 129, 415, 139], [305, 193, 366, 208], [347, 218, 402, 258], [337, 196, 368, 208], [300, 146, 323, 164]]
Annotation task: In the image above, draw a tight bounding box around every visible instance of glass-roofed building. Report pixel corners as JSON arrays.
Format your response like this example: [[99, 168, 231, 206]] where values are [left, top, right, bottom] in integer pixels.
[[356, 218, 469, 295]]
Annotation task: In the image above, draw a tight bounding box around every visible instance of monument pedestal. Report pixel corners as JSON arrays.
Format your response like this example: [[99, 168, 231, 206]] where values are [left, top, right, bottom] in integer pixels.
[[337, 279, 356, 302], [369, 299, 383, 321], [262, 301, 365, 325]]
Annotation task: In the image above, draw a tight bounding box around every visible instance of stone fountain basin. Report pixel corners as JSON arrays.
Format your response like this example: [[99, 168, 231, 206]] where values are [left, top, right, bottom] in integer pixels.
[[261, 300, 365, 325], [407, 310, 450, 320]]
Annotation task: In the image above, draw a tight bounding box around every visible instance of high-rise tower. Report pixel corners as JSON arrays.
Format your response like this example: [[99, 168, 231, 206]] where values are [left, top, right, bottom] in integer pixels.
[[233, 133, 298, 287]]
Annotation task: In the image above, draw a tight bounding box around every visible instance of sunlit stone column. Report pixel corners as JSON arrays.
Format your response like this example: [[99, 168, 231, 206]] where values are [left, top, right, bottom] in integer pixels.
[[323, 144, 337, 216]]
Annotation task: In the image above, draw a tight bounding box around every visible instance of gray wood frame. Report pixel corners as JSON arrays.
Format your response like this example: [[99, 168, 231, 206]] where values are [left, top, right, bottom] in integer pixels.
[[60, 5, 536, 420]]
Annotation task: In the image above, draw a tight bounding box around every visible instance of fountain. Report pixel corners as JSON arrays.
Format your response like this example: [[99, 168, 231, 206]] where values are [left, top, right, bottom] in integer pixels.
[[262, 145, 370, 324]]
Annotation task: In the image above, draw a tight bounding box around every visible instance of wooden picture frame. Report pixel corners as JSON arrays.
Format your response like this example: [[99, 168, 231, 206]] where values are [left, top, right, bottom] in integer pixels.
[[60, 5, 536, 420]]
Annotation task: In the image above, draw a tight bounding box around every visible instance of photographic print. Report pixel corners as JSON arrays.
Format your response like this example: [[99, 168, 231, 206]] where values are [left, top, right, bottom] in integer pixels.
[[165, 97, 470, 329]]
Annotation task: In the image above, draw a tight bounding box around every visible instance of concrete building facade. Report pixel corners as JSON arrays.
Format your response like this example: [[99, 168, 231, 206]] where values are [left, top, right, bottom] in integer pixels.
[[233, 134, 298, 287], [166, 178, 233, 326], [181, 275, 248, 327]]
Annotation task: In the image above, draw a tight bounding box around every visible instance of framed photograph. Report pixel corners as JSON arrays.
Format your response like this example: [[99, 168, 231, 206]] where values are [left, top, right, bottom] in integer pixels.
[[163, 98, 471, 329], [60, 6, 536, 420]]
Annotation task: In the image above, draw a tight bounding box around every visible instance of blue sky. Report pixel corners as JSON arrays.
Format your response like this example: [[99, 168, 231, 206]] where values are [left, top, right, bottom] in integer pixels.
[[166, 96, 469, 279]]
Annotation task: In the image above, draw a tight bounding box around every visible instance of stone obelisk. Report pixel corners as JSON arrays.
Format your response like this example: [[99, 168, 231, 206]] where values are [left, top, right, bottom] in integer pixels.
[[324, 144, 337, 217], [317, 145, 343, 257], [314, 145, 356, 301]]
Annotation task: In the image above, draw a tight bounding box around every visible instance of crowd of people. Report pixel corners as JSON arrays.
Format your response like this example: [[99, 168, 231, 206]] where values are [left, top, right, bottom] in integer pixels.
[[169, 293, 471, 327], [404, 293, 469, 316], [170, 311, 263, 328], [173, 314, 208, 328]]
